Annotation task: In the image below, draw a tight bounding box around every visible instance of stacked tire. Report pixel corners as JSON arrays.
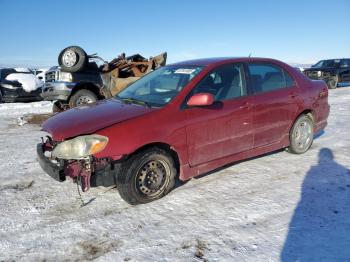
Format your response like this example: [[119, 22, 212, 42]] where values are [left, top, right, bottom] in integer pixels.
[[58, 46, 88, 73]]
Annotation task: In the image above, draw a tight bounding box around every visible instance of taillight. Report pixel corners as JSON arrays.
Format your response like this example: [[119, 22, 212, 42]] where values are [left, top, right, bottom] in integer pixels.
[[319, 85, 328, 98]]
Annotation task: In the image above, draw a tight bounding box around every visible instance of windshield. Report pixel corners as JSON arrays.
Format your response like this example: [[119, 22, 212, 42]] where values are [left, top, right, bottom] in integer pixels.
[[312, 60, 340, 68], [116, 65, 203, 107]]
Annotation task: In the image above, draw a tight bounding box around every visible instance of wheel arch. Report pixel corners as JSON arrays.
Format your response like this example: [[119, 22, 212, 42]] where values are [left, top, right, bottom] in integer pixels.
[[294, 109, 315, 124], [69, 82, 105, 100], [286, 109, 315, 140], [287, 109, 315, 154], [128, 142, 181, 177]]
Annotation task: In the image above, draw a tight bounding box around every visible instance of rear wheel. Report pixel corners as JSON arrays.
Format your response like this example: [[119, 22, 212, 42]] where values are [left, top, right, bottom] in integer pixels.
[[117, 147, 177, 205], [68, 89, 98, 108], [288, 114, 314, 154]]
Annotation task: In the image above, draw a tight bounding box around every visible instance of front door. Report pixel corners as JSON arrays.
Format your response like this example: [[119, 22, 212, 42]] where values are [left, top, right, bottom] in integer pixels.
[[185, 63, 253, 166]]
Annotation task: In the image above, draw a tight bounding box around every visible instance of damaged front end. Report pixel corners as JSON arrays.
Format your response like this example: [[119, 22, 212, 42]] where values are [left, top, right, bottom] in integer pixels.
[[37, 137, 122, 192]]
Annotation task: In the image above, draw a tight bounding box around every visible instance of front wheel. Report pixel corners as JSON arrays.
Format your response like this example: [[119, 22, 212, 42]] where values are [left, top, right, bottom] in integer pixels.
[[327, 76, 338, 89], [288, 114, 314, 154], [68, 89, 98, 108], [117, 148, 177, 205]]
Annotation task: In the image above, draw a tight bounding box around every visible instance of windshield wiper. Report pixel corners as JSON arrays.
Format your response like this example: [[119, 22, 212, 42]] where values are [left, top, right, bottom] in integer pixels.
[[118, 97, 152, 108]]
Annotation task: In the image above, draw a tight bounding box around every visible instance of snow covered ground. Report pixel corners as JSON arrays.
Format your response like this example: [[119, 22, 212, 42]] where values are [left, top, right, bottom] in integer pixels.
[[0, 88, 350, 261]]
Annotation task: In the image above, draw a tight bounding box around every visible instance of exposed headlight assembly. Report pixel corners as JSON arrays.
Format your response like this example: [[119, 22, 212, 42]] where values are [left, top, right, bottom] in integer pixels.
[[52, 135, 108, 160], [59, 72, 73, 82]]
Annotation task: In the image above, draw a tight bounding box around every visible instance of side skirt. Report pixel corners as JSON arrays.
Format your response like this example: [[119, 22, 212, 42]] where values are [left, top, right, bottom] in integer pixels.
[[180, 138, 289, 181]]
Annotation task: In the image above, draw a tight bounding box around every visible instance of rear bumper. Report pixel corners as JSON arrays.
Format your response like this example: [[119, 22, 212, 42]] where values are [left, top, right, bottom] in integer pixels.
[[337, 82, 350, 87], [315, 103, 330, 134], [41, 82, 75, 101], [315, 120, 328, 134], [2, 87, 42, 102]]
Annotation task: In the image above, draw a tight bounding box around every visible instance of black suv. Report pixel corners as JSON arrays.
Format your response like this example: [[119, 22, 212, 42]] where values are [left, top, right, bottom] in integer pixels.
[[303, 59, 350, 89]]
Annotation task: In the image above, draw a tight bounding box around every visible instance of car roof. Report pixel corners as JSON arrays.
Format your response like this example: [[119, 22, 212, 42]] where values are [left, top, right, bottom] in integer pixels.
[[170, 57, 287, 67], [318, 58, 350, 62]]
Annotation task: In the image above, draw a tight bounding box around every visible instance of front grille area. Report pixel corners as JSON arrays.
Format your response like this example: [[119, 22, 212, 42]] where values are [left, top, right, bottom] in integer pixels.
[[45, 71, 57, 82], [306, 71, 319, 78], [322, 71, 331, 78], [305, 70, 332, 80]]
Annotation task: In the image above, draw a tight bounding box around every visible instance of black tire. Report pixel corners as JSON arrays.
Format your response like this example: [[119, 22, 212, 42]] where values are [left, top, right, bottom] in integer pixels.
[[68, 89, 98, 108], [52, 102, 61, 113], [0, 90, 3, 103], [52, 101, 69, 113], [117, 147, 177, 205], [58, 46, 87, 73], [288, 114, 314, 154], [327, 76, 338, 89]]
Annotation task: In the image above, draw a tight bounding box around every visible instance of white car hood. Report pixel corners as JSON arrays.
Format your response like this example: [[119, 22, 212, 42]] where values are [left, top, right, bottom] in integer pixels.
[[6, 73, 44, 92]]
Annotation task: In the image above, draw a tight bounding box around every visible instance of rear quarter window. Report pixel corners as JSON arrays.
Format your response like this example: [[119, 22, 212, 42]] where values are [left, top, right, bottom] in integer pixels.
[[283, 70, 295, 87]]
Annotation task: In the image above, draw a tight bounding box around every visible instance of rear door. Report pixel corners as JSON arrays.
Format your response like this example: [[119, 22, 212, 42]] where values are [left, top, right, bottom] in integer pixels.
[[247, 62, 299, 148], [185, 63, 253, 166]]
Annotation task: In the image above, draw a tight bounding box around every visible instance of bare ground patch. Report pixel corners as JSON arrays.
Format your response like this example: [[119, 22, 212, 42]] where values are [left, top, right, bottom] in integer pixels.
[[20, 113, 53, 125], [77, 239, 123, 260], [0, 180, 34, 191]]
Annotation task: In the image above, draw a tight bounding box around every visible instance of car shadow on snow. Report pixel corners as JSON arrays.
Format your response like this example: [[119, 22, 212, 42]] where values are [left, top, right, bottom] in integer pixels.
[[281, 148, 350, 261]]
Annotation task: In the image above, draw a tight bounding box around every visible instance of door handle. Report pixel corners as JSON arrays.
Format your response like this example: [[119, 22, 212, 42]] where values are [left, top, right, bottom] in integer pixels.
[[290, 92, 297, 99], [239, 102, 250, 110]]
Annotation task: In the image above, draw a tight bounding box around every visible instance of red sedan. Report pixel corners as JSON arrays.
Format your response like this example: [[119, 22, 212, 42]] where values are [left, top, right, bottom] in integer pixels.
[[37, 57, 330, 205]]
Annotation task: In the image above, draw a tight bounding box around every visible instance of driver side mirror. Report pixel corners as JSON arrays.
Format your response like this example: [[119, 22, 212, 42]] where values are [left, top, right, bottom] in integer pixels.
[[187, 93, 214, 107]]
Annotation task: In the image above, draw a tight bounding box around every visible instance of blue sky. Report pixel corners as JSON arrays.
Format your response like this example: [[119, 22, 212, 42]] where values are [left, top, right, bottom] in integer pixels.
[[0, 0, 349, 67]]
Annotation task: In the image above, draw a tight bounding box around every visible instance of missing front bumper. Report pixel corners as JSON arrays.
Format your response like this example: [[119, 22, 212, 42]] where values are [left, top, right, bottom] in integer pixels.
[[37, 143, 65, 182], [37, 143, 121, 190]]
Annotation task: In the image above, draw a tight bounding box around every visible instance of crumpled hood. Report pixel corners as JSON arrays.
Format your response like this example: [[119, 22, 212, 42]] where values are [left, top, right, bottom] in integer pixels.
[[42, 98, 155, 141]]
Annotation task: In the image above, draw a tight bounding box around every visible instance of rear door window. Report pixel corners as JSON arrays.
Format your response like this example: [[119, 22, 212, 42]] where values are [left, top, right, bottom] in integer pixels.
[[247, 63, 294, 94]]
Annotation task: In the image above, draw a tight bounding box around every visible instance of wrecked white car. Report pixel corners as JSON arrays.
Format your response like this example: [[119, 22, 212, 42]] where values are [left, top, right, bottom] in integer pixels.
[[0, 68, 44, 103]]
